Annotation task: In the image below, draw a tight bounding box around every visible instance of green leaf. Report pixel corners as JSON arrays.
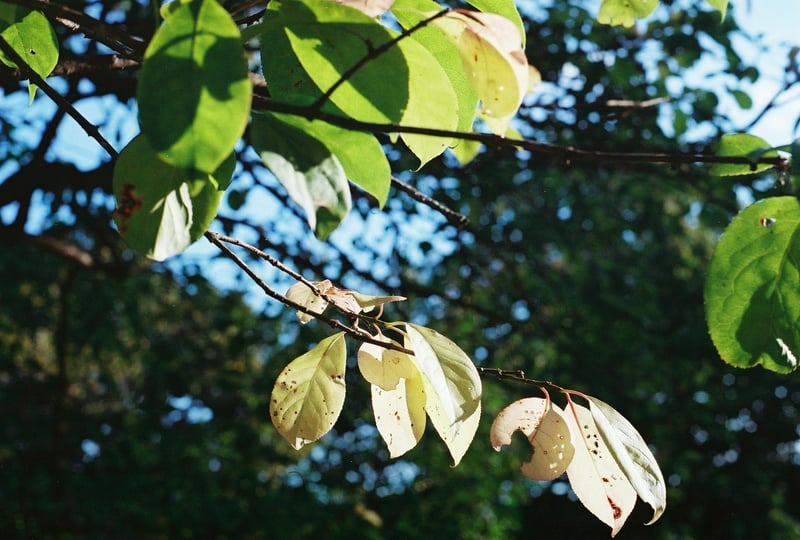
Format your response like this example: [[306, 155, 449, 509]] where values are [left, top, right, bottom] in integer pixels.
[[705, 196, 800, 373], [731, 89, 752, 110], [405, 323, 481, 465], [564, 399, 637, 537], [112, 135, 225, 260], [706, 0, 728, 20], [270, 332, 348, 450], [273, 0, 459, 166], [261, 112, 390, 206], [597, 0, 659, 27], [490, 397, 574, 481], [0, 4, 58, 101], [358, 340, 426, 458], [251, 112, 352, 238], [586, 395, 666, 526], [710, 133, 777, 177], [138, 0, 250, 173]]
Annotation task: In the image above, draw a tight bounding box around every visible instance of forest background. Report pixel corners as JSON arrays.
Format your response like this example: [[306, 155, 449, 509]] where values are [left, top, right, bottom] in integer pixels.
[[2, 0, 800, 538]]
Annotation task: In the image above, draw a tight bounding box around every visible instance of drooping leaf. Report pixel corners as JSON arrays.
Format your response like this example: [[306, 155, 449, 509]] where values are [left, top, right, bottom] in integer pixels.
[[597, 0, 659, 27], [405, 324, 481, 465], [348, 291, 406, 312], [112, 135, 225, 260], [710, 133, 777, 177], [586, 395, 666, 525], [0, 4, 58, 101], [138, 0, 250, 173], [285, 280, 332, 324], [705, 196, 800, 373], [565, 399, 637, 537], [434, 9, 529, 134], [490, 397, 575, 481], [358, 341, 426, 457], [251, 112, 351, 238], [270, 332, 348, 450]]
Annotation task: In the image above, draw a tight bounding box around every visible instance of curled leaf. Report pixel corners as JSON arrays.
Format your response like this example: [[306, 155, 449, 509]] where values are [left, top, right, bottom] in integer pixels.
[[490, 397, 574, 481]]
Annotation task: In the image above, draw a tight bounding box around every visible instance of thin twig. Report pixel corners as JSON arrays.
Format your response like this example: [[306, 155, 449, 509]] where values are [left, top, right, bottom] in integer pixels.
[[391, 176, 469, 228], [256, 98, 790, 169], [477, 366, 566, 393], [0, 37, 119, 158], [204, 231, 415, 354]]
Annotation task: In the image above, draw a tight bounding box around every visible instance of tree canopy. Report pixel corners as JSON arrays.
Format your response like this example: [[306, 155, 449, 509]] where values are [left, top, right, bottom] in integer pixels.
[[2, 0, 800, 537]]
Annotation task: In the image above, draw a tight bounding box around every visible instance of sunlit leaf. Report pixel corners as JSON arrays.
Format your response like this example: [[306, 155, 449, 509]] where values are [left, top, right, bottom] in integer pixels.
[[405, 324, 481, 465], [710, 133, 777, 177], [138, 0, 250, 173], [270, 332, 347, 450], [706, 0, 728, 19], [285, 280, 331, 324], [586, 395, 666, 525], [565, 399, 637, 537], [0, 4, 58, 101], [112, 135, 225, 260], [705, 196, 800, 373], [466, 0, 525, 47], [597, 0, 659, 27], [348, 291, 406, 312], [435, 9, 528, 133], [359, 341, 426, 457], [490, 397, 574, 481], [334, 0, 395, 17], [251, 112, 351, 238]]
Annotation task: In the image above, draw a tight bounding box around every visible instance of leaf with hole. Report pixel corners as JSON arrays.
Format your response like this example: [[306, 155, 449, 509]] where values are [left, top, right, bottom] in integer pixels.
[[490, 397, 574, 481], [705, 196, 800, 373], [270, 332, 347, 450], [0, 4, 58, 101]]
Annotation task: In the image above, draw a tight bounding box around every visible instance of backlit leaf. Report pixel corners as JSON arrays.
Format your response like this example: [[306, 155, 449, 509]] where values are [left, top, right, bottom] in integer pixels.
[[490, 397, 574, 481], [705, 196, 800, 373], [435, 9, 528, 133], [710, 133, 777, 177], [565, 400, 637, 537], [466, 0, 525, 47], [112, 135, 225, 260], [334, 0, 395, 17], [587, 396, 666, 525], [0, 4, 58, 101], [138, 0, 250, 173], [405, 324, 481, 465], [706, 0, 728, 19], [359, 341, 426, 457], [597, 0, 659, 27], [251, 112, 351, 238], [285, 280, 331, 324], [270, 332, 347, 450]]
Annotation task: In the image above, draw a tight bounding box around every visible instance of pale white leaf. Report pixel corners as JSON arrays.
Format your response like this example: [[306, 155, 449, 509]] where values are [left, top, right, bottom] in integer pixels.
[[358, 340, 418, 391], [587, 396, 667, 525], [371, 372, 427, 457], [269, 332, 347, 449], [334, 0, 395, 17], [405, 324, 482, 465], [565, 401, 637, 537], [285, 280, 331, 323], [490, 397, 574, 481]]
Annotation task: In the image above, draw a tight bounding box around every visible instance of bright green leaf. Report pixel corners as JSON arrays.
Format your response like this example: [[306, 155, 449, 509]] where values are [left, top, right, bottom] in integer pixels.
[[138, 0, 250, 173], [270, 332, 347, 450], [0, 4, 58, 101], [251, 112, 352, 238], [705, 196, 800, 373], [565, 399, 637, 537], [405, 323, 481, 465], [706, 0, 728, 20], [710, 133, 777, 177], [586, 395, 666, 526], [597, 0, 659, 27], [490, 397, 575, 481], [112, 135, 224, 260]]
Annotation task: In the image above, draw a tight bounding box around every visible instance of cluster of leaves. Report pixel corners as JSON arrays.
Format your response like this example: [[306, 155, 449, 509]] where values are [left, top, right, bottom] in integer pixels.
[[705, 134, 800, 373]]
